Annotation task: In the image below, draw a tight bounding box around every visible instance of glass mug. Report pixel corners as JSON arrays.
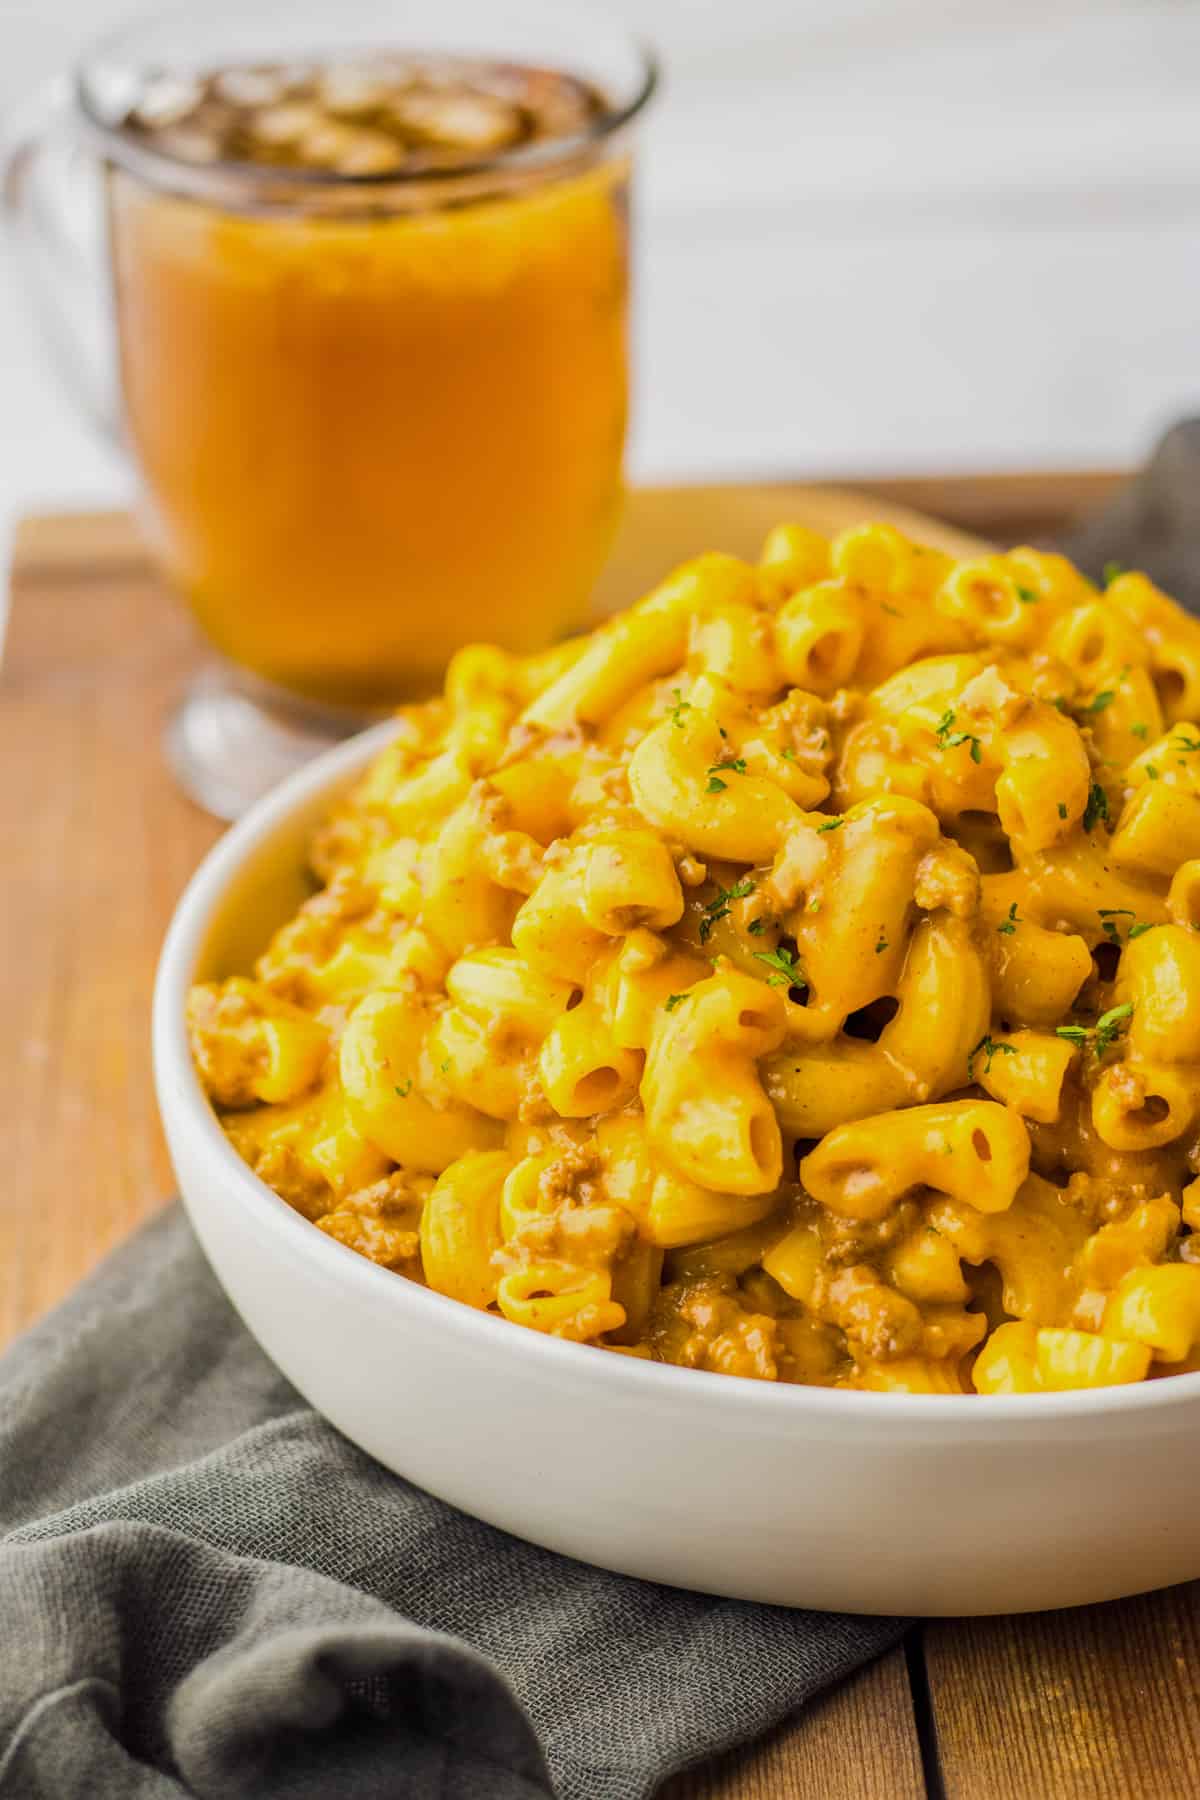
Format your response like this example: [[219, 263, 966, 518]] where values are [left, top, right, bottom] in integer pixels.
[[3, 1, 656, 816]]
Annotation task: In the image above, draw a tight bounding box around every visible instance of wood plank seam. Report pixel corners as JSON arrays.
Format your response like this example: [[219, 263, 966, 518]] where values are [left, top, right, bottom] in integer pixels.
[[905, 1630, 945, 1800]]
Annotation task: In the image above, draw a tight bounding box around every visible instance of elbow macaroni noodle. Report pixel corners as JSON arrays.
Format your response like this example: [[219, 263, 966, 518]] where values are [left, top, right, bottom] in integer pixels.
[[189, 527, 1200, 1394]]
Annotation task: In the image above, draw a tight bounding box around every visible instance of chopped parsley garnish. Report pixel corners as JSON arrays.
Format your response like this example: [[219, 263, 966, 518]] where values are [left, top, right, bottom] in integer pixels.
[[1098, 907, 1135, 944], [1079, 689, 1116, 715], [1103, 561, 1125, 587], [934, 707, 983, 764], [816, 817, 843, 833], [1175, 733, 1200, 753], [1131, 721, 1149, 740], [665, 687, 691, 728], [394, 1080, 412, 1098], [1057, 802, 1069, 819], [780, 746, 797, 762], [748, 917, 767, 935], [1127, 921, 1154, 940], [997, 902, 1021, 936], [1146, 763, 1160, 781], [1056, 1002, 1133, 1058], [698, 877, 756, 942], [1083, 782, 1110, 832], [880, 602, 902, 617], [968, 1034, 1017, 1077], [754, 946, 806, 991], [1015, 584, 1039, 605], [705, 757, 746, 793], [1091, 1007, 1133, 1054], [874, 929, 889, 955], [664, 993, 687, 1012], [439, 1059, 451, 1075]]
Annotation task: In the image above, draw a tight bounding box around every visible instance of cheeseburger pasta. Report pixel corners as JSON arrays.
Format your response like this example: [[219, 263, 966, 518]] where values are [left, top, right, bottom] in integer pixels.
[[189, 525, 1200, 1394]]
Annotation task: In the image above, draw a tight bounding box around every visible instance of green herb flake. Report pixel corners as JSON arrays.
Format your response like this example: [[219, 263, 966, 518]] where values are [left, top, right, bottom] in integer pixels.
[[816, 817, 844, 833], [664, 993, 687, 1013], [968, 1034, 1017, 1077], [880, 602, 902, 617], [1083, 782, 1110, 833], [934, 707, 984, 764], [1080, 690, 1116, 715], [1131, 722, 1149, 740], [698, 877, 756, 943], [394, 1080, 413, 1098], [748, 917, 767, 935], [997, 902, 1021, 936], [1175, 733, 1200, 753], [753, 946, 806, 991], [1146, 763, 1160, 781], [874, 930, 889, 955], [439, 1059, 451, 1075], [780, 746, 797, 762], [1057, 802, 1069, 820], [1127, 921, 1154, 940], [1095, 1002, 1134, 1056], [1016, 585, 1039, 605], [706, 758, 747, 794], [665, 687, 692, 728], [1055, 1003, 1133, 1059], [1103, 561, 1126, 587], [1098, 906, 1135, 944]]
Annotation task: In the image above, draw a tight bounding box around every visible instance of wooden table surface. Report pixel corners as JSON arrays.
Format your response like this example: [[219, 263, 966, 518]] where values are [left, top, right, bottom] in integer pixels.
[[5, 469, 1200, 1800]]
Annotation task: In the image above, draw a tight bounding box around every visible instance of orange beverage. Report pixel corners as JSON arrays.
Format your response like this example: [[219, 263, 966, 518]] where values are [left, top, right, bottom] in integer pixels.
[[109, 56, 635, 708]]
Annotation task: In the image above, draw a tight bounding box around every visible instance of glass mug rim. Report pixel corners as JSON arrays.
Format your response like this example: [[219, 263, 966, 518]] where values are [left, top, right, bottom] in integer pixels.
[[72, 0, 659, 203]]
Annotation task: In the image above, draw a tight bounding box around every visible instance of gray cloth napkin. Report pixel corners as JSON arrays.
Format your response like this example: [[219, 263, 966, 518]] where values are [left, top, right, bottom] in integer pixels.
[[0, 1209, 906, 1799], [6, 419, 1198, 1799]]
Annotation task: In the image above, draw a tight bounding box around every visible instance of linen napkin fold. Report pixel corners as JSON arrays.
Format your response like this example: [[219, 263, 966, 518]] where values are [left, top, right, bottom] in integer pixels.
[[6, 419, 1198, 1799], [0, 1210, 906, 1800]]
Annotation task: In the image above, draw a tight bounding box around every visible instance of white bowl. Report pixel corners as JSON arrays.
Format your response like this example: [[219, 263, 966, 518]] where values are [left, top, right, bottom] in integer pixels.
[[154, 724, 1200, 1616]]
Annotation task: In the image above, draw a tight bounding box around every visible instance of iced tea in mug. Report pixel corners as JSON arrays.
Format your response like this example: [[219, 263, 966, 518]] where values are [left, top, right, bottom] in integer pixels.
[[114, 55, 635, 709], [2, 2, 655, 811]]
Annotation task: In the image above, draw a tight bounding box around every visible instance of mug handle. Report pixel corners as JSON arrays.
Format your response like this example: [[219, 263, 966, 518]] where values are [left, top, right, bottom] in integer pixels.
[[1, 78, 121, 443]]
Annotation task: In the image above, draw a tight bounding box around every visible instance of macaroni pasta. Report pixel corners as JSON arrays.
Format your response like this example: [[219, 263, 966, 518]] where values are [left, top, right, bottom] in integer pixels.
[[189, 526, 1200, 1393]]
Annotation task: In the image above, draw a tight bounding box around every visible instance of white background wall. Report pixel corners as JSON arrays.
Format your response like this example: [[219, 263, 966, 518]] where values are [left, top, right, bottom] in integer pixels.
[[2, 0, 1200, 568]]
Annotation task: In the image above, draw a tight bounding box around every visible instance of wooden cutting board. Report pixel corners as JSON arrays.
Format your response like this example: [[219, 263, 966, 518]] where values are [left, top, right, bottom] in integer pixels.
[[10, 469, 1200, 1800]]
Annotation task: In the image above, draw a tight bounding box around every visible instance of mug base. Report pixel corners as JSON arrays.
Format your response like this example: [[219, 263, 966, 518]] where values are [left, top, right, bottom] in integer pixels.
[[165, 664, 372, 820]]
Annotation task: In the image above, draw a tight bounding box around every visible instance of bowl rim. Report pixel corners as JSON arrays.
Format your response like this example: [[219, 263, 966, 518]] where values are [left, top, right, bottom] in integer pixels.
[[153, 721, 1200, 1428]]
